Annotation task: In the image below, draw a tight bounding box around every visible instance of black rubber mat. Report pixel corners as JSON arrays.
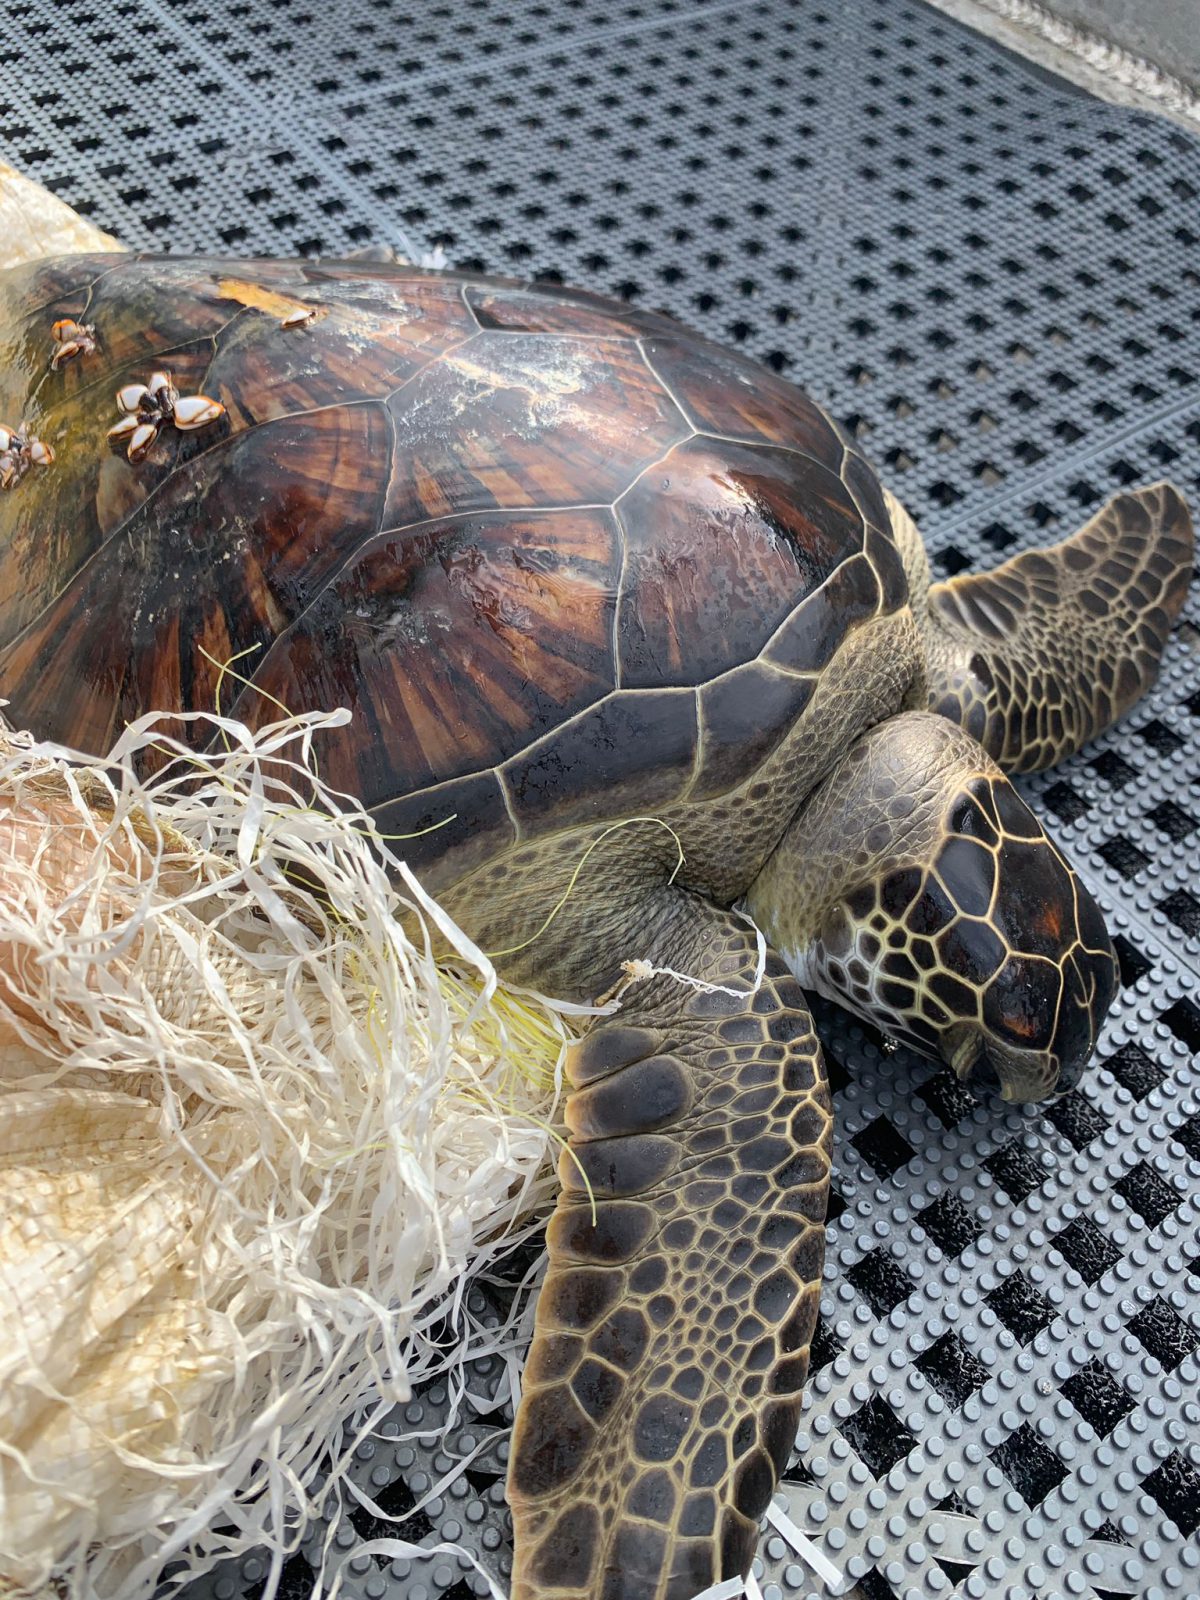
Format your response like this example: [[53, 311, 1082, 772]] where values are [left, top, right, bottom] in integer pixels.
[[2, 2, 1198, 1598]]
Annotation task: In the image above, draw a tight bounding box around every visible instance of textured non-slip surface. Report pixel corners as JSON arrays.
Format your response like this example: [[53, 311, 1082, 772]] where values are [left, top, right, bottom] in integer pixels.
[[2, 2, 1199, 1598]]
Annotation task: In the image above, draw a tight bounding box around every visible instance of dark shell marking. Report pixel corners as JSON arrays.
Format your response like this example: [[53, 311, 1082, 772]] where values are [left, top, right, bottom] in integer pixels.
[[0, 255, 905, 889]]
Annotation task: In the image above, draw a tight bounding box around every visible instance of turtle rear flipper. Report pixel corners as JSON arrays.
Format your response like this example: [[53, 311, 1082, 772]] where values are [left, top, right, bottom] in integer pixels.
[[508, 903, 830, 1600], [909, 481, 1193, 773]]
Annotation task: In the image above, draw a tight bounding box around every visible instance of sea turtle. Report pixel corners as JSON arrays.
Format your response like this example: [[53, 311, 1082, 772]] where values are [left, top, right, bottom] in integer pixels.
[[0, 244, 1192, 1600]]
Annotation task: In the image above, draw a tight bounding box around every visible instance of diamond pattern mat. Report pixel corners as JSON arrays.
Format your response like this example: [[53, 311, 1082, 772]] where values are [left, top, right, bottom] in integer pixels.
[[2, 2, 1198, 1598]]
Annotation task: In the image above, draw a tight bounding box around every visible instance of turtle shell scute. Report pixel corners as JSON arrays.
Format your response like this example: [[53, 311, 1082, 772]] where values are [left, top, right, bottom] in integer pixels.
[[0, 255, 901, 878], [233, 507, 623, 805], [463, 278, 682, 340], [1, 402, 392, 755], [616, 435, 872, 689], [378, 330, 690, 529]]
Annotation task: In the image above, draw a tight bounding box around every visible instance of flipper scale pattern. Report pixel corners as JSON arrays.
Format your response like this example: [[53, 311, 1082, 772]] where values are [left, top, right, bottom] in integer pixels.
[[508, 913, 830, 1600], [920, 482, 1193, 772]]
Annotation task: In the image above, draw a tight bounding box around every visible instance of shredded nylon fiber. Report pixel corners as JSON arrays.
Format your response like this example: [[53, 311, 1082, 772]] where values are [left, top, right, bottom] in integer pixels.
[[0, 706, 593, 1600]]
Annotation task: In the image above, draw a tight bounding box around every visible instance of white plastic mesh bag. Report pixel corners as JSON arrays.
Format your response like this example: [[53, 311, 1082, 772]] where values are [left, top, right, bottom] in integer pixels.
[[0, 706, 584, 1599]]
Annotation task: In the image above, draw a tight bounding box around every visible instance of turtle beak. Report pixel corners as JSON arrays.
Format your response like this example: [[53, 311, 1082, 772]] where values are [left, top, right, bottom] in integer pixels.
[[940, 1024, 1058, 1104]]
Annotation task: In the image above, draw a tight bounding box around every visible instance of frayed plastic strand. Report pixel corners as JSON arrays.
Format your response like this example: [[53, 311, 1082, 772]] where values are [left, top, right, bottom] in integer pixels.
[[0, 707, 595, 1600], [606, 913, 767, 1005], [690, 1574, 753, 1600], [765, 1496, 846, 1591]]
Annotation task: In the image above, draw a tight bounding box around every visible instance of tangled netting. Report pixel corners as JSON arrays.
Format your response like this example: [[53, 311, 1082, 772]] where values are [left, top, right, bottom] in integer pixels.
[[0, 705, 597, 1600]]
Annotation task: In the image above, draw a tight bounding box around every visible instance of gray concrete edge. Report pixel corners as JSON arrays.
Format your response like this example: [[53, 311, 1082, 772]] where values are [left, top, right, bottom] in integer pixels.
[[924, 0, 1200, 130]]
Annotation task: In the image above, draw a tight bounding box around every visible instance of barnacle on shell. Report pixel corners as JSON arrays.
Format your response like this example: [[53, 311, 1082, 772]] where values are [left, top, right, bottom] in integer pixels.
[[107, 371, 226, 462], [0, 421, 54, 490]]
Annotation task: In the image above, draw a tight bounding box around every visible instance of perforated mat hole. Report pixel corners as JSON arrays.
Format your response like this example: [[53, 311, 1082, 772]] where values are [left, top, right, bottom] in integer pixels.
[[1113, 1161, 1183, 1228], [979, 520, 1015, 551], [1107, 1043, 1171, 1107], [989, 1424, 1067, 1508], [983, 1139, 1046, 1203], [1043, 780, 1091, 824], [1159, 889, 1200, 938], [934, 1553, 989, 1594], [1159, 999, 1200, 1057], [1127, 1297, 1200, 1372], [1174, 1111, 1200, 1161], [841, 1394, 918, 1478], [928, 478, 964, 509], [1148, 436, 1182, 465], [916, 1067, 977, 1129], [244, 1551, 318, 1600], [1059, 1360, 1134, 1438], [933, 1489, 975, 1522], [1096, 835, 1151, 880], [915, 1331, 992, 1408], [1146, 799, 1198, 842], [846, 1247, 913, 1316], [841, 412, 872, 440], [1042, 1091, 1111, 1152], [933, 544, 971, 575], [1088, 750, 1136, 789], [1066, 476, 1099, 508], [1050, 1215, 1122, 1286], [815, 1030, 857, 1096], [1053, 417, 1085, 446], [462, 1460, 505, 1500], [854, 1567, 903, 1600], [1140, 1452, 1200, 1537], [851, 1115, 917, 1178], [1110, 935, 1153, 989], [985, 1272, 1054, 1343], [808, 1315, 845, 1375], [917, 1192, 983, 1259], [1135, 718, 1186, 756], [346, 1471, 436, 1555]]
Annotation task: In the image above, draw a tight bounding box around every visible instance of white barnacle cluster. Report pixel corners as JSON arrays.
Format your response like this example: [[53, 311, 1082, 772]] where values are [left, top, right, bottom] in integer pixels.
[[0, 421, 53, 490], [107, 370, 226, 462]]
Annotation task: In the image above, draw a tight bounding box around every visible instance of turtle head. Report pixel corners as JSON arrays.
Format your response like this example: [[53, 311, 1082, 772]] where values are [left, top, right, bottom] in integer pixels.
[[748, 715, 1119, 1104], [811, 768, 1118, 1102]]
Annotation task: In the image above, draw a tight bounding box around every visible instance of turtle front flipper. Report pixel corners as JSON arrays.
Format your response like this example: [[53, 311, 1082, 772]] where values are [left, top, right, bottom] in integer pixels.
[[900, 481, 1193, 772], [508, 903, 830, 1600]]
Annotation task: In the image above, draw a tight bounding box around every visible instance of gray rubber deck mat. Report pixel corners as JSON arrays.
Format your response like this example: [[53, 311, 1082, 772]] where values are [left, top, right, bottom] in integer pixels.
[[2, 2, 1199, 1598]]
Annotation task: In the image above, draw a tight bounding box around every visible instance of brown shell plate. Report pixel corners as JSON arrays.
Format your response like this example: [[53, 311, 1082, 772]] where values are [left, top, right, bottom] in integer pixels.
[[0, 255, 904, 881]]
